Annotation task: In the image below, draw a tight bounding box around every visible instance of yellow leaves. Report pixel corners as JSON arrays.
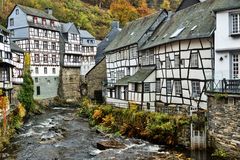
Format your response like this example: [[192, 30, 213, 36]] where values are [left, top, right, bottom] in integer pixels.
[[24, 52, 31, 68], [0, 96, 9, 110], [17, 103, 26, 118], [161, 0, 171, 10], [92, 109, 103, 120], [102, 114, 115, 126]]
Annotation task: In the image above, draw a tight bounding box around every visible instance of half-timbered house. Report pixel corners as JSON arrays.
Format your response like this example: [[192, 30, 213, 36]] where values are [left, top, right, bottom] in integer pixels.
[[60, 22, 81, 67], [139, 0, 216, 112], [104, 10, 168, 107], [0, 25, 14, 103], [7, 5, 61, 99], [79, 29, 97, 75], [11, 42, 24, 84]]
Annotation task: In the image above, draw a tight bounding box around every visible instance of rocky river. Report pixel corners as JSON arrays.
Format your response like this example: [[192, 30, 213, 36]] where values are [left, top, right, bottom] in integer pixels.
[[0, 106, 209, 160]]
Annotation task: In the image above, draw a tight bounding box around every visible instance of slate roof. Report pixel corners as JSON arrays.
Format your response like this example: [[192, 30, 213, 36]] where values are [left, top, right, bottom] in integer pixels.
[[213, 0, 240, 12], [115, 67, 155, 85], [95, 26, 121, 63], [10, 42, 24, 53], [140, 0, 217, 50], [61, 22, 74, 33], [0, 25, 10, 34], [176, 0, 200, 12], [104, 11, 162, 52], [79, 29, 94, 38], [17, 4, 58, 20]]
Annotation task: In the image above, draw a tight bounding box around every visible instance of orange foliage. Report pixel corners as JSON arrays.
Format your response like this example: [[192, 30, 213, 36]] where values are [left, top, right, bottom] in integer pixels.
[[136, 0, 153, 17], [109, 0, 138, 25]]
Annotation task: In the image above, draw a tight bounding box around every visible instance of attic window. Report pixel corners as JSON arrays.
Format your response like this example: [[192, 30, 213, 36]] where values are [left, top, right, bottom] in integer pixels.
[[130, 32, 135, 36], [16, 9, 19, 15], [170, 27, 185, 38], [191, 25, 197, 31], [162, 34, 168, 39]]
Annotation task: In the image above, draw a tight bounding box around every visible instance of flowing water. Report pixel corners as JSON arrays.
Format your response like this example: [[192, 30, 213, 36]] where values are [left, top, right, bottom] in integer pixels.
[[0, 106, 209, 160]]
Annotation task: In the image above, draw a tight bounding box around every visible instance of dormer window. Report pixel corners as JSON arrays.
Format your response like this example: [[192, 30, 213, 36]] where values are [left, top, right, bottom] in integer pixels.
[[33, 17, 38, 24], [231, 13, 240, 35], [50, 20, 54, 27], [42, 18, 46, 25], [16, 9, 19, 15]]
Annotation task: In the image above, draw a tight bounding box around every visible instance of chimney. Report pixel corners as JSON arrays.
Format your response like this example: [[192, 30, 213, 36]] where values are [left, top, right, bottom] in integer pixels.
[[111, 21, 119, 29], [45, 8, 53, 15]]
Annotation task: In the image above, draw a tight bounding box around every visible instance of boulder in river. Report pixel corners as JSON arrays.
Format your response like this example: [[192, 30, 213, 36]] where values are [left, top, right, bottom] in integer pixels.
[[97, 140, 126, 150]]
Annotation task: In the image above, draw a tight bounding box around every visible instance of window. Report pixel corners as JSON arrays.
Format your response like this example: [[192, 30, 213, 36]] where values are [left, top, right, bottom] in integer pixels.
[[192, 81, 201, 97], [16, 9, 19, 15], [34, 54, 39, 63], [43, 30, 48, 37], [43, 41, 48, 50], [67, 55, 71, 62], [52, 55, 56, 63], [175, 80, 182, 95], [34, 40, 39, 49], [37, 86, 40, 95], [33, 17, 38, 24], [156, 58, 161, 69], [35, 67, 39, 74], [233, 54, 240, 79], [44, 67, 47, 74], [174, 55, 180, 68], [131, 83, 135, 91], [68, 44, 72, 51], [42, 18, 46, 25], [166, 79, 172, 94], [52, 68, 56, 74], [72, 34, 77, 40], [231, 13, 240, 34], [73, 56, 79, 63], [52, 42, 56, 50], [10, 18, 14, 26], [166, 57, 171, 68], [50, 20, 54, 27], [190, 52, 198, 68], [74, 44, 80, 51], [43, 54, 48, 63], [156, 79, 161, 93], [144, 83, 150, 92], [35, 77, 38, 83], [34, 29, 39, 36]]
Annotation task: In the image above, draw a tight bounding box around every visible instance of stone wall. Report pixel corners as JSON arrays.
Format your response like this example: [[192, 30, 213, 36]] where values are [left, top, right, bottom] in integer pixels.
[[208, 95, 240, 158], [85, 58, 106, 101], [58, 67, 81, 100]]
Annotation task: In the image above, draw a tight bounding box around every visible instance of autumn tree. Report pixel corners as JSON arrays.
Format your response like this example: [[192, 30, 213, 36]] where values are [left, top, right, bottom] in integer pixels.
[[17, 53, 35, 113], [137, 0, 153, 17], [0, 95, 9, 135], [110, 0, 139, 26]]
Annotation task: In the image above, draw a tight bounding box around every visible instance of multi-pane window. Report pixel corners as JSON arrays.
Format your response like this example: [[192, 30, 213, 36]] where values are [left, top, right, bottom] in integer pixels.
[[156, 58, 161, 69], [34, 29, 39, 36], [233, 54, 239, 79], [43, 41, 48, 50], [192, 81, 201, 97], [52, 55, 56, 63], [174, 55, 180, 68], [67, 55, 71, 62], [44, 67, 47, 74], [43, 30, 48, 37], [166, 57, 171, 68], [68, 44, 72, 51], [52, 42, 56, 50], [175, 80, 182, 95], [35, 67, 39, 74], [156, 79, 161, 92], [0, 68, 9, 81], [144, 83, 150, 92], [34, 40, 39, 49], [166, 79, 172, 94], [43, 54, 48, 63], [34, 54, 39, 63], [74, 44, 80, 51], [231, 13, 240, 34], [10, 18, 14, 26], [190, 52, 198, 68]]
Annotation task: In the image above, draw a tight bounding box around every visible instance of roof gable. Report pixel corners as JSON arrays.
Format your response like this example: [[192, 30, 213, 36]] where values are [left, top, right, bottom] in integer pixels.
[[17, 4, 58, 21]]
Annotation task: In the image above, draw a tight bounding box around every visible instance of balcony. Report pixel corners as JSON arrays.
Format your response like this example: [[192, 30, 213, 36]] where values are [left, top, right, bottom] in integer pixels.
[[206, 79, 240, 94], [13, 77, 23, 84]]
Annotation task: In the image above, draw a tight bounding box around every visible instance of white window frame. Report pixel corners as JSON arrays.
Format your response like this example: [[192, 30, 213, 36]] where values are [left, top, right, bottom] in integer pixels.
[[174, 55, 180, 68], [166, 79, 172, 94], [230, 13, 240, 35], [144, 83, 150, 92], [233, 54, 239, 79], [192, 81, 201, 97]]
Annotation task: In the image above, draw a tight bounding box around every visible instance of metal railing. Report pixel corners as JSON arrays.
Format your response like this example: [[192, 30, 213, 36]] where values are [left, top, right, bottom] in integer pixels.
[[206, 79, 240, 94]]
